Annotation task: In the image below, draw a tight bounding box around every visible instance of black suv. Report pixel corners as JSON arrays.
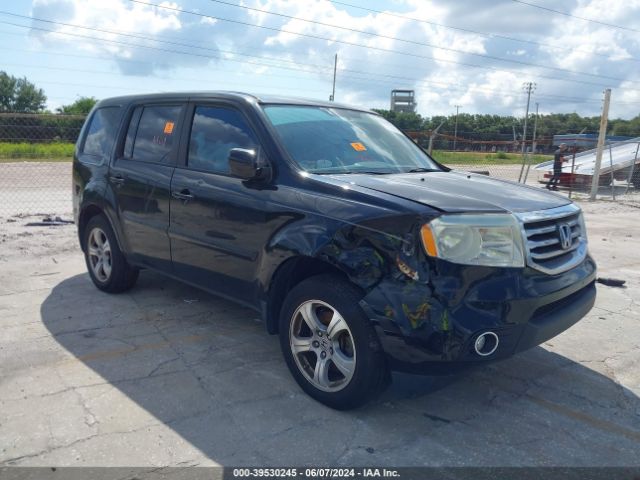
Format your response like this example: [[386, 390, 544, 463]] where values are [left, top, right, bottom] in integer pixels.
[[73, 92, 596, 409]]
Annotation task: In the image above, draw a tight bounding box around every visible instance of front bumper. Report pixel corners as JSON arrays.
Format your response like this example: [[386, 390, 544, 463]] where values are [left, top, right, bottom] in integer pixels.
[[362, 255, 597, 374]]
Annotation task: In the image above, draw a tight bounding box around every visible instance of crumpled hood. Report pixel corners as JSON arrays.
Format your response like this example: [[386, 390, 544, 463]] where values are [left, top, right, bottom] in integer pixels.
[[323, 171, 571, 213]]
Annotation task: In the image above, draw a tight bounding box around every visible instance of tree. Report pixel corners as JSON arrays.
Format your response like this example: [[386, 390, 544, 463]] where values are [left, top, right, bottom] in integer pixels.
[[0, 73, 17, 111], [609, 115, 640, 136], [372, 109, 425, 131], [0, 71, 47, 113], [57, 96, 98, 115]]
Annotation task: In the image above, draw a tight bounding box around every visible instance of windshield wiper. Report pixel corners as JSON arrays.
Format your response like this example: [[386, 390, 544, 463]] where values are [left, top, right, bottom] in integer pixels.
[[405, 167, 441, 173], [318, 170, 391, 175]]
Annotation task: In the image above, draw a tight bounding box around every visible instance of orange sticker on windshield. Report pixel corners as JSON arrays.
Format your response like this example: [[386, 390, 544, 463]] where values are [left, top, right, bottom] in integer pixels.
[[351, 142, 366, 151], [164, 121, 175, 134]]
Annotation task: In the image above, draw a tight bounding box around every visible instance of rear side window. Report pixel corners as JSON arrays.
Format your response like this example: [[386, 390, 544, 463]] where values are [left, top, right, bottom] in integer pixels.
[[82, 107, 122, 161], [188, 106, 258, 174], [128, 105, 182, 164]]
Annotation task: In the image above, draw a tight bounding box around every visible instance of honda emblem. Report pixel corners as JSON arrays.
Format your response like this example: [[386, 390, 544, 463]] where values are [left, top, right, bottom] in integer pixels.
[[558, 223, 572, 250]]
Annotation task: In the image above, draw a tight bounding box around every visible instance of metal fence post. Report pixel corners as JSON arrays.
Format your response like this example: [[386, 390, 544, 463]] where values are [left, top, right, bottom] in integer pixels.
[[568, 146, 577, 199], [428, 120, 446, 156], [590, 88, 612, 201], [609, 144, 615, 201], [624, 142, 639, 195]]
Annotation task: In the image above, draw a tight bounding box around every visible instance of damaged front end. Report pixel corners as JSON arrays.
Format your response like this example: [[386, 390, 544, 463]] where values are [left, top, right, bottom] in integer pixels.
[[312, 210, 596, 374]]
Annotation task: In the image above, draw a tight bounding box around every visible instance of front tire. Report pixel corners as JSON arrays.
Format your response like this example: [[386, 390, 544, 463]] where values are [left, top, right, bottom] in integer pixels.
[[279, 275, 389, 410], [83, 214, 138, 293]]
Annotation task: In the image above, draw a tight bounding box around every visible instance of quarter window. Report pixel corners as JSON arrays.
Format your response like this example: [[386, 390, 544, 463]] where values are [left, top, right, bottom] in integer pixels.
[[82, 107, 121, 161], [188, 107, 258, 174], [130, 105, 182, 164]]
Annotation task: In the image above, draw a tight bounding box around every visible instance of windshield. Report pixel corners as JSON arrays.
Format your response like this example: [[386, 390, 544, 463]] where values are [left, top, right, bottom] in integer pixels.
[[262, 105, 441, 174]]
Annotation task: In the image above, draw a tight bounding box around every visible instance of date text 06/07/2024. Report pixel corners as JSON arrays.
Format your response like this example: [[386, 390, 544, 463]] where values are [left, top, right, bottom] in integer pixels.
[[231, 468, 401, 478]]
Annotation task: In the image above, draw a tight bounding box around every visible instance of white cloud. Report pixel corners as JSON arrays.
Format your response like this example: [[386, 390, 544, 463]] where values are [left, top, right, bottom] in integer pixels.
[[24, 0, 640, 118], [30, 0, 213, 75]]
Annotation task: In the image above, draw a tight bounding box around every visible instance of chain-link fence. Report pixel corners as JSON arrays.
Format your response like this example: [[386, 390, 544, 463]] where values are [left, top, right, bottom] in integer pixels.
[[408, 129, 640, 206], [407, 130, 554, 186], [0, 113, 83, 217], [1, 113, 638, 218]]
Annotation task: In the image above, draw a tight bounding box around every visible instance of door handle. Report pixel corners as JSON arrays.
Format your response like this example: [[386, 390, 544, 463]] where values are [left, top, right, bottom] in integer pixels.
[[110, 175, 125, 186], [172, 189, 194, 202]]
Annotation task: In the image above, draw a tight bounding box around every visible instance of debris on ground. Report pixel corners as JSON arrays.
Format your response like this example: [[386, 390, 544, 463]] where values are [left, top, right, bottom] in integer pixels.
[[25, 216, 74, 227], [596, 277, 626, 288]]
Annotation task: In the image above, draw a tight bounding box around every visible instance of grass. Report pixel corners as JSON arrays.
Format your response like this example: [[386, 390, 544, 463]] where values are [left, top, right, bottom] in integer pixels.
[[432, 150, 552, 165], [0, 142, 75, 162]]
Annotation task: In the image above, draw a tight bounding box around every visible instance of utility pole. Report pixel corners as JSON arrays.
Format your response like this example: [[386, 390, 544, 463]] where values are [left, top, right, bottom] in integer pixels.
[[590, 88, 612, 200], [518, 82, 536, 182], [453, 105, 461, 151], [523, 102, 539, 183], [330, 53, 337, 101]]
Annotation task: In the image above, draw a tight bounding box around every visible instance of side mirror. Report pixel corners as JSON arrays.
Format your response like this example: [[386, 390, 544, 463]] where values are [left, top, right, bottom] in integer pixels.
[[228, 148, 271, 181]]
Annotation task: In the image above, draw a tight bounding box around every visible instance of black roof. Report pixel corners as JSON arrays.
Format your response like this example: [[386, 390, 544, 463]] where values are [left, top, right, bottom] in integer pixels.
[[97, 91, 373, 113]]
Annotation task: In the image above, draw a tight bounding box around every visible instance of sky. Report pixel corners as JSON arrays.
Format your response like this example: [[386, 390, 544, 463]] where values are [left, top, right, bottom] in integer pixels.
[[1, 0, 640, 119]]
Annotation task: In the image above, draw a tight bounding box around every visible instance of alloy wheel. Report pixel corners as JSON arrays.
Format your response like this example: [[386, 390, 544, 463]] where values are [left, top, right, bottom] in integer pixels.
[[289, 299, 356, 392], [87, 227, 112, 282]]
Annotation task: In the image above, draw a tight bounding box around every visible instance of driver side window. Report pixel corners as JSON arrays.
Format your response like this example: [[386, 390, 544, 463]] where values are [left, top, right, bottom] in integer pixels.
[[188, 106, 258, 174]]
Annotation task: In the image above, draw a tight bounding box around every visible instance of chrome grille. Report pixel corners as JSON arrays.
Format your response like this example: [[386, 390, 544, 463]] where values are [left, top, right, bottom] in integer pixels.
[[516, 205, 588, 275]]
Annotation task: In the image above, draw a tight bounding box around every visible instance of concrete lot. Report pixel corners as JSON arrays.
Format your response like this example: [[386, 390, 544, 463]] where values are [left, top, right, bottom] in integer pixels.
[[0, 200, 639, 467]]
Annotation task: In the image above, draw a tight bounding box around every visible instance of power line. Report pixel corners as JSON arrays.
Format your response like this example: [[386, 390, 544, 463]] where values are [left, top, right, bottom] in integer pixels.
[[5, 25, 640, 107], [0, 20, 333, 78], [12, 57, 616, 104], [5, 19, 640, 106], [0, 54, 516, 101], [3, 8, 637, 95], [1, 61, 332, 90], [0, 26, 581, 101], [335, 50, 627, 90], [0, 56, 526, 105], [3, 15, 640, 109], [8, 69, 524, 115], [24, 78, 325, 96], [509, 0, 640, 33], [336, 71, 640, 106], [335, 66, 640, 103], [0, 11, 616, 91], [0, 29, 332, 77], [326, 0, 640, 63], [0, 11, 330, 74], [129, 0, 639, 85], [0, 29, 621, 100], [203, 0, 634, 83]]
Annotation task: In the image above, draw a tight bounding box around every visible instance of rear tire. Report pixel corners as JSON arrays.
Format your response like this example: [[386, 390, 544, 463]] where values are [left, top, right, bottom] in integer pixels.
[[279, 274, 389, 410], [83, 214, 138, 293]]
